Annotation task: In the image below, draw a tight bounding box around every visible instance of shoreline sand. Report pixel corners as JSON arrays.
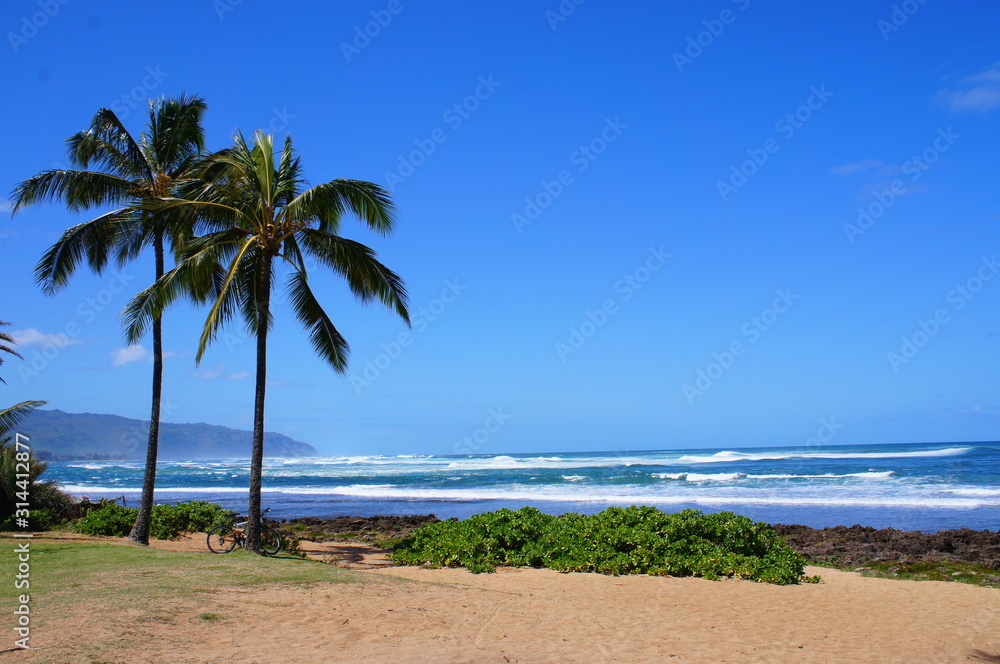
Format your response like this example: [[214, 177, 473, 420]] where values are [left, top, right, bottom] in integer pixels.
[[14, 531, 1000, 663]]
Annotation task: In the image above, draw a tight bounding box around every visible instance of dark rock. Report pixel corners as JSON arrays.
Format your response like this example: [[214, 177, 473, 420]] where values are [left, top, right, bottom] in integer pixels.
[[772, 523, 1000, 569]]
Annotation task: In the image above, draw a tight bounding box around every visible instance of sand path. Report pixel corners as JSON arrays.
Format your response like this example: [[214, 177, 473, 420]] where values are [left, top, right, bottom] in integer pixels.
[[13, 533, 1000, 663]]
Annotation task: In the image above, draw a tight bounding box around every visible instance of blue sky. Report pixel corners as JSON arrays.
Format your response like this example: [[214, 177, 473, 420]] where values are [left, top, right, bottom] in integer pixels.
[[2, 0, 999, 456]]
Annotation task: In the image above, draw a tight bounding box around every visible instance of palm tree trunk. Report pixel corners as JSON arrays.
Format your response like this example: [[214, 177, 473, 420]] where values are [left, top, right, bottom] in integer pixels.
[[244, 254, 272, 553], [127, 235, 165, 544]]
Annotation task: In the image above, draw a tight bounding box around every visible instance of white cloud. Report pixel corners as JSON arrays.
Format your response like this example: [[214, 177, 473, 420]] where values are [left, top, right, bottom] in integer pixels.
[[12, 328, 84, 348], [189, 363, 250, 381], [190, 364, 224, 380], [829, 159, 885, 176], [859, 181, 928, 200], [112, 345, 153, 366], [267, 378, 296, 388], [936, 65, 1000, 113], [0, 199, 11, 213]]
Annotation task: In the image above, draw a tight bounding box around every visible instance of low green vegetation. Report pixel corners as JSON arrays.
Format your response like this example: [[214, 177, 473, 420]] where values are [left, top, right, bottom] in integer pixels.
[[815, 558, 1000, 587], [0, 507, 62, 531], [390, 505, 813, 584], [0, 424, 74, 530], [74, 501, 234, 539], [283, 522, 356, 541]]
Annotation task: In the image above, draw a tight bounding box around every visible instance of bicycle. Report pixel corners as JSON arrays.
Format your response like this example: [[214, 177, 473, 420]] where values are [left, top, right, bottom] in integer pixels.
[[206, 507, 283, 555]]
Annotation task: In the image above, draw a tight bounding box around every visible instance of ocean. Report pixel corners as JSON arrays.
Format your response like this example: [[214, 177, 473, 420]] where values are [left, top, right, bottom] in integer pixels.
[[48, 441, 1000, 533]]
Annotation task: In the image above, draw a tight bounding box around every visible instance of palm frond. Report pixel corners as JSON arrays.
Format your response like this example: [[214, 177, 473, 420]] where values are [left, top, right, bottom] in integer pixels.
[[34, 208, 136, 294], [68, 108, 150, 180], [192, 237, 257, 361], [285, 179, 396, 235], [0, 321, 24, 384], [145, 94, 208, 175], [274, 135, 304, 207], [113, 213, 158, 266], [298, 229, 410, 323], [120, 235, 245, 346], [0, 401, 47, 436], [169, 129, 407, 378], [286, 269, 350, 372], [10, 170, 136, 214], [249, 130, 277, 210], [0, 321, 21, 354], [235, 245, 276, 337]]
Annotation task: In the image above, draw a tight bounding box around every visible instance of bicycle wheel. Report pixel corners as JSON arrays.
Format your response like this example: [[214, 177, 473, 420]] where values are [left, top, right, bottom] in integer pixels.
[[207, 525, 238, 554], [260, 527, 282, 556]]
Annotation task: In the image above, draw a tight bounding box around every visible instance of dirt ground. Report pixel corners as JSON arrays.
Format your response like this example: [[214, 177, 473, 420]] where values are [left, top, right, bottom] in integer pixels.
[[8, 532, 1000, 664]]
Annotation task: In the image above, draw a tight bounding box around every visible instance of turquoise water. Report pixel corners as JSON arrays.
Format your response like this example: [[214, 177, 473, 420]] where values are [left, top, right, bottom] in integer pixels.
[[47, 441, 1000, 532]]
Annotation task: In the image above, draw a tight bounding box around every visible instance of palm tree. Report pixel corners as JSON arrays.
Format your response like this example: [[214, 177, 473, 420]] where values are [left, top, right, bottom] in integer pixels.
[[124, 130, 409, 551], [10, 96, 207, 544]]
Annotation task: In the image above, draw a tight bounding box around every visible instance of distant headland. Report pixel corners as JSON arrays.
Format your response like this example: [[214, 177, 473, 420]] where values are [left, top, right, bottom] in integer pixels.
[[17, 409, 318, 460]]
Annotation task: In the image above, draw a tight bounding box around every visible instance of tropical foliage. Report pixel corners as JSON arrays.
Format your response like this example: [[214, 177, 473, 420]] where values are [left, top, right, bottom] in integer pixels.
[[74, 500, 234, 540], [11, 97, 208, 544], [0, 320, 45, 432], [391, 506, 815, 584], [0, 436, 70, 527], [123, 130, 409, 551], [0, 320, 21, 386], [0, 319, 58, 526]]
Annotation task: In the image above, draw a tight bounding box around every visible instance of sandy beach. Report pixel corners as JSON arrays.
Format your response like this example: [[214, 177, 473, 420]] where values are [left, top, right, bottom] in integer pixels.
[[13, 533, 1000, 664]]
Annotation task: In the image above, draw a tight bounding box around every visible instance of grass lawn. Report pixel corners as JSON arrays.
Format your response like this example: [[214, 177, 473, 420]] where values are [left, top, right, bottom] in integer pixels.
[[0, 535, 365, 663], [812, 557, 1000, 587]]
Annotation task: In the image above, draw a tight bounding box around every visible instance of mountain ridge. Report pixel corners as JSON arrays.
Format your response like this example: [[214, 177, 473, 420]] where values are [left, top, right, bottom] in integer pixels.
[[17, 409, 318, 460]]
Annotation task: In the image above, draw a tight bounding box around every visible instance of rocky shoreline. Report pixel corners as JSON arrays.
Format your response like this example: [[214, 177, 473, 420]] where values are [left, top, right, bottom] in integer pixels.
[[282, 515, 1000, 569], [282, 514, 441, 544], [772, 523, 1000, 569]]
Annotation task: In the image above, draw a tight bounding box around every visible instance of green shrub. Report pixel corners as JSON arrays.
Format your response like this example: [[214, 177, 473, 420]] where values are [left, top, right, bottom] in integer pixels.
[[75, 503, 137, 537], [0, 508, 60, 531], [74, 501, 234, 539], [150, 504, 188, 540], [152, 501, 233, 538], [0, 433, 73, 525], [391, 506, 812, 585], [278, 532, 307, 558], [170, 500, 235, 531]]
